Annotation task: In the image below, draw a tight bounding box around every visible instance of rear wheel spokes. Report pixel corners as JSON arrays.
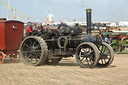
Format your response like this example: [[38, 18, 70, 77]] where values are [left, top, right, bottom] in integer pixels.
[[22, 51, 31, 54], [29, 39, 33, 47], [22, 38, 42, 64], [26, 53, 40, 63], [35, 51, 41, 57], [35, 45, 40, 50], [24, 43, 31, 50], [20, 36, 48, 66], [24, 53, 32, 61]]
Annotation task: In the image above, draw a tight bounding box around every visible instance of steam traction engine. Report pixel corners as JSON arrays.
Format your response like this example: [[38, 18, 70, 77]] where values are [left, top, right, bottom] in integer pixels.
[[20, 9, 114, 68]]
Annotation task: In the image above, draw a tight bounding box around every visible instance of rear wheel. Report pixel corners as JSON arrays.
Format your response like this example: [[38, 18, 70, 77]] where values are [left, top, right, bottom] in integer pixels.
[[20, 36, 48, 66], [0, 51, 5, 64], [97, 42, 114, 67], [75, 42, 100, 68]]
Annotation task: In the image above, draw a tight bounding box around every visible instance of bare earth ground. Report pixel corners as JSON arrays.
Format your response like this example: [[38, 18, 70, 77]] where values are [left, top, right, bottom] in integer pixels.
[[0, 52, 128, 85]]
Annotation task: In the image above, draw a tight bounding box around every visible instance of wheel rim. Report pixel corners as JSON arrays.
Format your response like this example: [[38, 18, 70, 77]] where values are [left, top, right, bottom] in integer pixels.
[[0, 52, 5, 64], [21, 38, 42, 64], [76, 43, 99, 68], [98, 42, 114, 67]]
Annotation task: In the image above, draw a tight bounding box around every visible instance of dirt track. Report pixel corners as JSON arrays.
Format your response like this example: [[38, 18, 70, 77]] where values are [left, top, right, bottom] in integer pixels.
[[0, 53, 128, 85]]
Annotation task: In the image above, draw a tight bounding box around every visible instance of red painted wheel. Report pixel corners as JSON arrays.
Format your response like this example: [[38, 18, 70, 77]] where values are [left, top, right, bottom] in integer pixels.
[[0, 51, 5, 64]]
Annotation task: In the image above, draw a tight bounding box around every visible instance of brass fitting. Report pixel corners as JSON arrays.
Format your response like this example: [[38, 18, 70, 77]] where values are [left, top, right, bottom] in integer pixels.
[[86, 9, 92, 12]]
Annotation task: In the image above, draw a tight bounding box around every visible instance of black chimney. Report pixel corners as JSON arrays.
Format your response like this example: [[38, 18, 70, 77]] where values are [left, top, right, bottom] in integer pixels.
[[86, 9, 92, 35]]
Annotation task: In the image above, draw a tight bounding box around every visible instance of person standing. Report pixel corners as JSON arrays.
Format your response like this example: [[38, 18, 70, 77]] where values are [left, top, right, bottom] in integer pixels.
[[37, 23, 43, 32], [105, 35, 110, 44], [33, 24, 37, 30], [26, 23, 33, 36]]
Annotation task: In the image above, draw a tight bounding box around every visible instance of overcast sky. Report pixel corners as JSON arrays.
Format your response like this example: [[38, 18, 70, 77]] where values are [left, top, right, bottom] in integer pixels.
[[0, 0, 128, 22]]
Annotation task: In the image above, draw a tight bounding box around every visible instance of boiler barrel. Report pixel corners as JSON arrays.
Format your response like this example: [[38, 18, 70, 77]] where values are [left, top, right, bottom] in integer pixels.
[[82, 35, 102, 45]]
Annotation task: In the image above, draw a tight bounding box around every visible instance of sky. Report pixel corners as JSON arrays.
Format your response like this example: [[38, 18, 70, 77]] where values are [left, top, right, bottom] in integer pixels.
[[0, 0, 128, 22]]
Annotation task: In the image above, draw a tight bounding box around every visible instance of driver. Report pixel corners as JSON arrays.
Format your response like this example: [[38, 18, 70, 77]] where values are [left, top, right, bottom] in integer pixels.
[[26, 23, 33, 36], [37, 23, 43, 32]]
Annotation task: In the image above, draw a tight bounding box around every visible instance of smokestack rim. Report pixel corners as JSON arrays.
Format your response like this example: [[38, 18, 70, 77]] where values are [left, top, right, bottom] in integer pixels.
[[86, 9, 92, 12]]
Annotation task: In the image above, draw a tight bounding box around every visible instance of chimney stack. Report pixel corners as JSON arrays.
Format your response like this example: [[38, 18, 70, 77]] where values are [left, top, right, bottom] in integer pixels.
[[86, 9, 92, 35]]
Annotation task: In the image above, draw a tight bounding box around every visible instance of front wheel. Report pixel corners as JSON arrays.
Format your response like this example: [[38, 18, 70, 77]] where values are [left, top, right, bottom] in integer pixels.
[[97, 42, 114, 67], [75, 42, 100, 68]]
